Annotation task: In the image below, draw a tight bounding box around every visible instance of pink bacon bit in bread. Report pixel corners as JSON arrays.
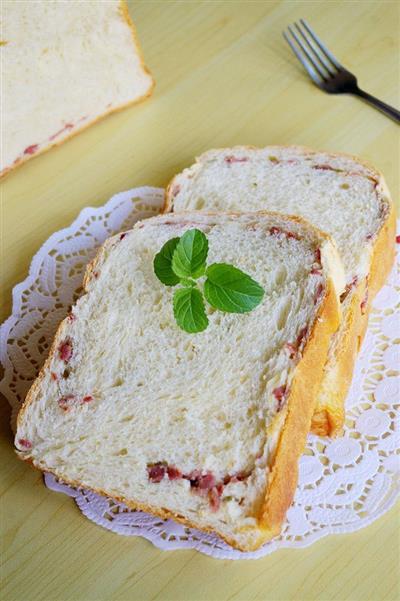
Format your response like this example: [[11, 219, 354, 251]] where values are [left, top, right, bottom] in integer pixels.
[[58, 394, 93, 411], [18, 438, 32, 450], [223, 471, 251, 485], [167, 466, 182, 480], [272, 385, 287, 411], [67, 312, 76, 322], [147, 462, 167, 483], [269, 226, 282, 236], [224, 155, 249, 164], [314, 282, 325, 305], [24, 144, 39, 155], [296, 326, 308, 349], [314, 248, 321, 264], [148, 463, 254, 510], [285, 342, 297, 359], [340, 276, 358, 303], [313, 164, 334, 171], [209, 486, 222, 512], [396, 235, 400, 244], [269, 226, 299, 240], [186, 469, 201, 483], [196, 472, 216, 496], [50, 372, 58, 381], [49, 123, 74, 141], [58, 394, 76, 411], [58, 339, 73, 362], [216, 483, 224, 495], [312, 164, 343, 173], [285, 326, 308, 359]]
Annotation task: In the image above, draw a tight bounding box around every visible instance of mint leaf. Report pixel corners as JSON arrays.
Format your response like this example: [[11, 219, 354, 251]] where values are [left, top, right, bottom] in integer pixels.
[[204, 263, 264, 313], [153, 237, 180, 286], [180, 278, 196, 288], [172, 229, 208, 279], [173, 287, 209, 333]]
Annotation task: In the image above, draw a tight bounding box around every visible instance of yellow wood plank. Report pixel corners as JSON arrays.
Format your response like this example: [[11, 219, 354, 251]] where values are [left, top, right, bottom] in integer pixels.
[[1, 1, 399, 600]]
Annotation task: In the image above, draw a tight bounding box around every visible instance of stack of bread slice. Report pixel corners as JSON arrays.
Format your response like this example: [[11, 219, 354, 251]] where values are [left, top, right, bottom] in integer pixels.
[[166, 146, 396, 435], [15, 147, 395, 550]]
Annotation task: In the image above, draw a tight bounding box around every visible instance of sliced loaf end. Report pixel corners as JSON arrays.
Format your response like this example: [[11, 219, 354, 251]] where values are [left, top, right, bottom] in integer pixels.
[[1, 0, 154, 177]]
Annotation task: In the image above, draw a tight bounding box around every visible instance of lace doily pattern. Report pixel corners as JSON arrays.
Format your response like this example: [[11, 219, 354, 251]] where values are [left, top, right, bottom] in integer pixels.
[[1, 188, 399, 560]]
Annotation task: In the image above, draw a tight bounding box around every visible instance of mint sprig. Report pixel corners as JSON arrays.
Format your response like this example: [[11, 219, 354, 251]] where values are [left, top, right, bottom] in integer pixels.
[[154, 228, 264, 333]]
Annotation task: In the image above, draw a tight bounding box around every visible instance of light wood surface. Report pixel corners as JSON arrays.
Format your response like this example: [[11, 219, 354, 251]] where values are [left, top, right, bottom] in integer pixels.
[[1, 1, 399, 600]]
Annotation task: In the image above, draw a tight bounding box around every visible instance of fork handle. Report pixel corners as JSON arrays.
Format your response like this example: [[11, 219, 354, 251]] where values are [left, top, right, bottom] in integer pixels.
[[354, 88, 400, 124]]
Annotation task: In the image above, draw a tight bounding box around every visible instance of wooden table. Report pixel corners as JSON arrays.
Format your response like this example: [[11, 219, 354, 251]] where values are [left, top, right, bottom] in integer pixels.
[[1, 1, 399, 600]]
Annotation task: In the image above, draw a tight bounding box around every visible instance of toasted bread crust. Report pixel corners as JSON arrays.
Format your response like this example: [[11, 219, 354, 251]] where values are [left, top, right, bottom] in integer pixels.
[[164, 145, 396, 436], [16, 211, 341, 552], [1, 0, 154, 179]]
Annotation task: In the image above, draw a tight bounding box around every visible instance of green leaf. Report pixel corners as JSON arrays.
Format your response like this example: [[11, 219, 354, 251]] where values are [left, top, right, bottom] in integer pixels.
[[180, 278, 196, 288], [173, 287, 209, 333], [153, 237, 180, 286], [172, 229, 208, 279], [204, 263, 264, 313]]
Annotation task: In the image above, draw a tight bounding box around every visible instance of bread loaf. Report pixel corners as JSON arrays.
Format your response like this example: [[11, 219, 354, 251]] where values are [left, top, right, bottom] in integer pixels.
[[165, 146, 396, 435], [15, 211, 343, 551], [1, 0, 154, 177]]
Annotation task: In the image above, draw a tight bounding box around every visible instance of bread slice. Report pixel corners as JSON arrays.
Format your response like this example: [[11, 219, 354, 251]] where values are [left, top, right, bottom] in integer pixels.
[[165, 146, 396, 436], [15, 212, 343, 551], [1, 0, 154, 177]]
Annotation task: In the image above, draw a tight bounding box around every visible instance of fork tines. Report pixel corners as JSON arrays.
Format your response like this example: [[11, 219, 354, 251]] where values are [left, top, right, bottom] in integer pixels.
[[283, 19, 342, 85]]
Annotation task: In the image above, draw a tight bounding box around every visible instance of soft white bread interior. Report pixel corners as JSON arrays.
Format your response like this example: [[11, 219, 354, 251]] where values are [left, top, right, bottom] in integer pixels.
[[15, 212, 342, 551], [166, 146, 396, 435], [1, 0, 154, 177]]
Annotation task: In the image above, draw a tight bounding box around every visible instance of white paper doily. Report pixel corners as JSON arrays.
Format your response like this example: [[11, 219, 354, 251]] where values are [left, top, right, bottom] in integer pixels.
[[1, 187, 399, 560]]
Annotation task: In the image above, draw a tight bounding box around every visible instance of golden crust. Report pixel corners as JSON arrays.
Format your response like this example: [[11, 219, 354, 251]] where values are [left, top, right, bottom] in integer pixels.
[[311, 280, 366, 436], [1, 0, 155, 179], [260, 278, 340, 537], [16, 211, 341, 552], [164, 145, 396, 437], [312, 182, 396, 436]]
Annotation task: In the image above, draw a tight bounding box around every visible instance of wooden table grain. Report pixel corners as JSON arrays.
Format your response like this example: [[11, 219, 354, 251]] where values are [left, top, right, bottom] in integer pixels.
[[1, 1, 399, 600]]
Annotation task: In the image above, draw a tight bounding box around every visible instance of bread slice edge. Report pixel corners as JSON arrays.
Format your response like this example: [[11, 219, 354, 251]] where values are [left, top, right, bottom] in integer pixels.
[[15, 211, 343, 551], [1, 0, 155, 179]]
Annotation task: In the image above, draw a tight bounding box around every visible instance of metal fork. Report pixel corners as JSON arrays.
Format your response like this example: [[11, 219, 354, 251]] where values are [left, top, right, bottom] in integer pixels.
[[283, 19, 400, 124]]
